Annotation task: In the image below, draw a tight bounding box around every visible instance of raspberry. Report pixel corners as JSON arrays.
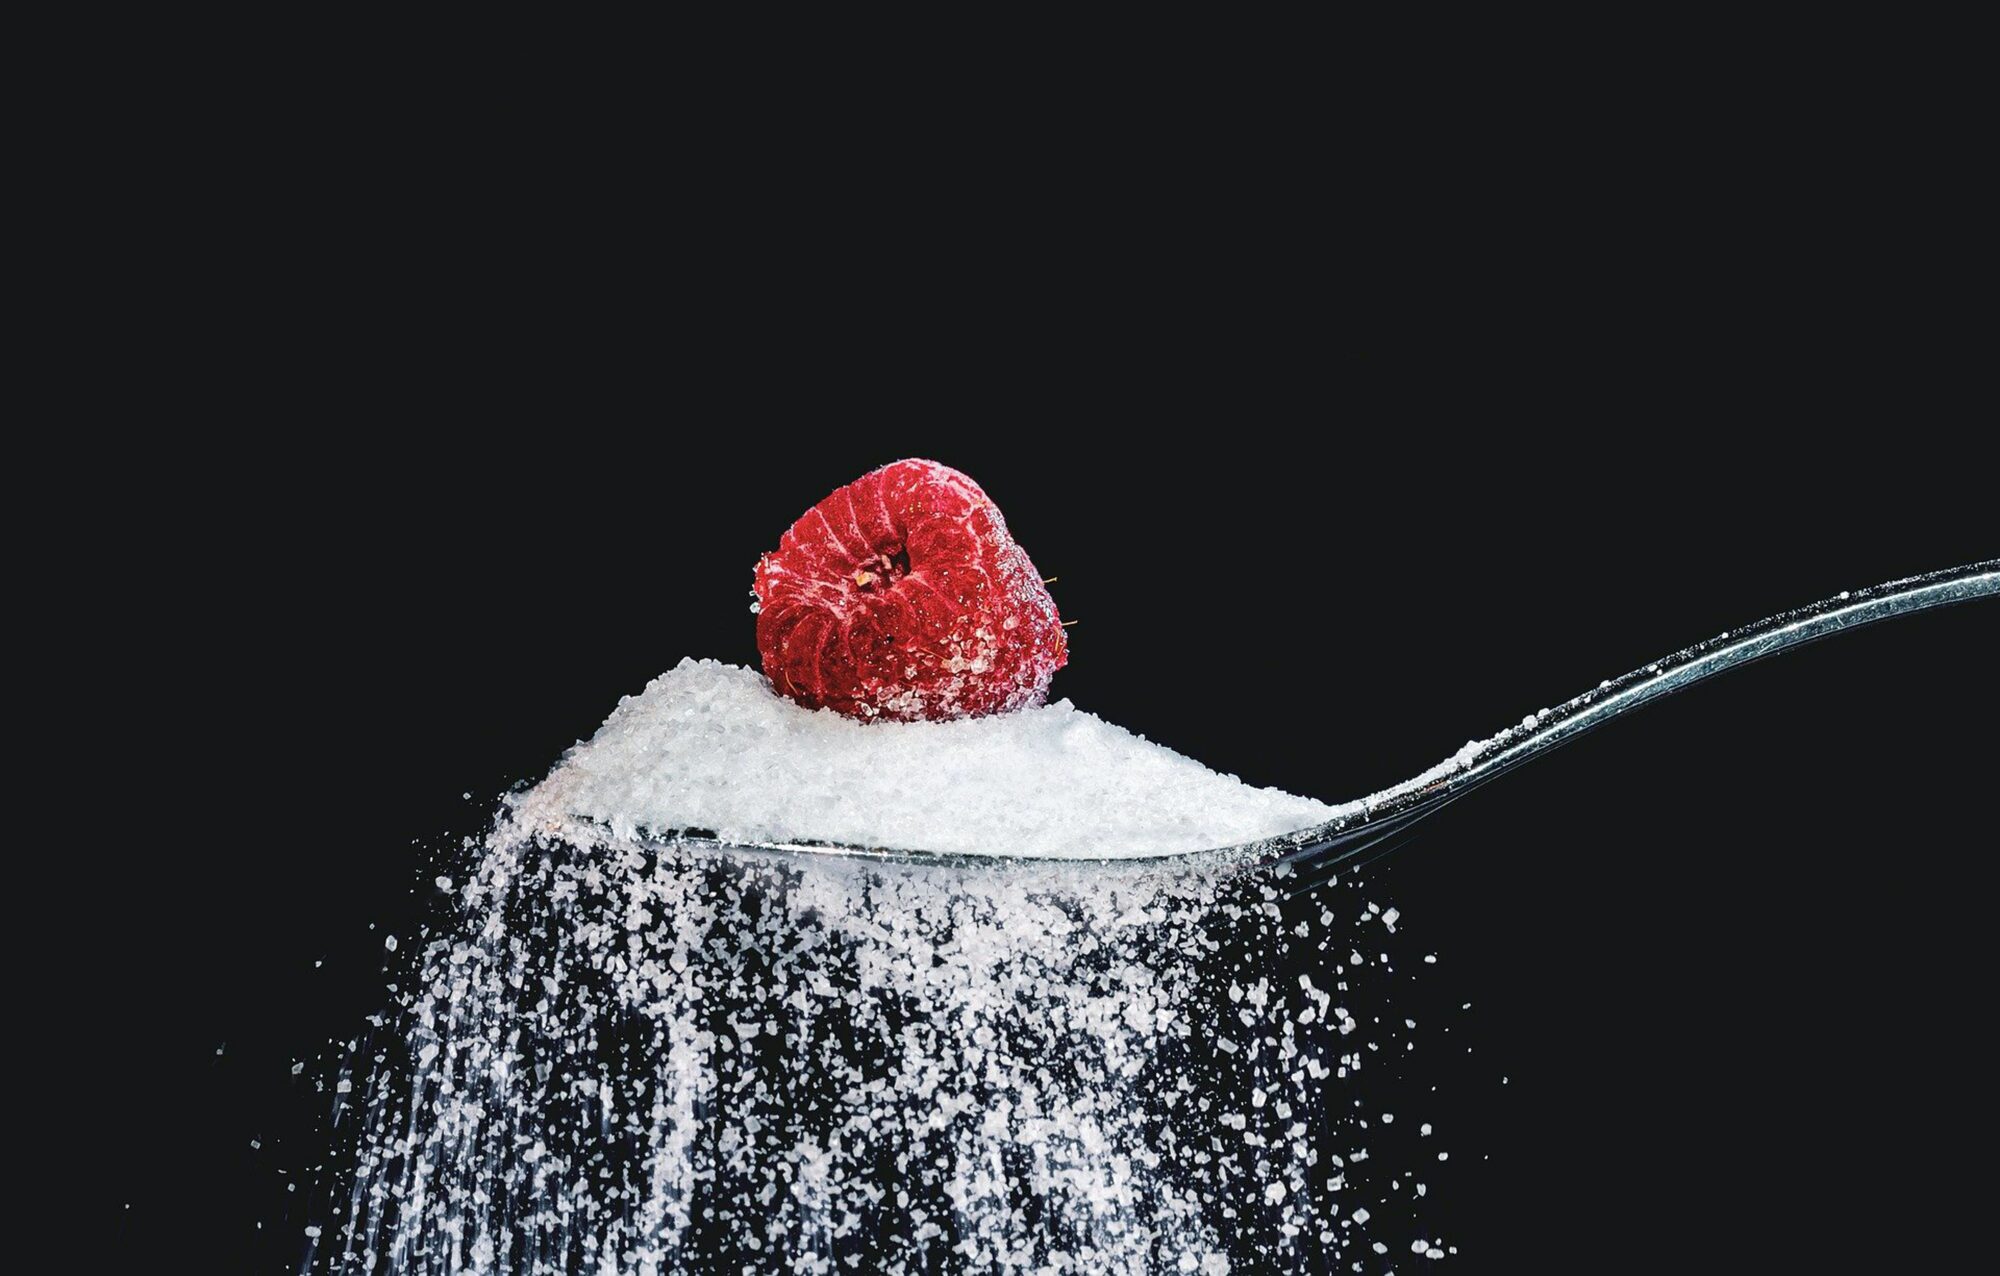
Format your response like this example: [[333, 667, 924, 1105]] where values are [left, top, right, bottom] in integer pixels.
[[753, 459, 1067, 721]]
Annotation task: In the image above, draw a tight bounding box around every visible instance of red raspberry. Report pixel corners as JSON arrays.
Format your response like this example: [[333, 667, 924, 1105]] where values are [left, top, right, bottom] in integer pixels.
[[753, 459, 1067, 721]]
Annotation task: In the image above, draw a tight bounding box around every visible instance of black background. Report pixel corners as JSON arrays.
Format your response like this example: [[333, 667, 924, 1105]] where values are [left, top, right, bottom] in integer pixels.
[[71, 95, 1996, 1271]]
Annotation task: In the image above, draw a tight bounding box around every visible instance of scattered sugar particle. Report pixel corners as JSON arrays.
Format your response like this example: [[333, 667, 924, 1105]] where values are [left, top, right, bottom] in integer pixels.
[[303, 659, 1476, 1271]]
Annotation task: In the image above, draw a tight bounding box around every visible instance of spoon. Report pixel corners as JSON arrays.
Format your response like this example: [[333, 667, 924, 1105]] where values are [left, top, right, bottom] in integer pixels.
[[676, 560, 1996, 872]]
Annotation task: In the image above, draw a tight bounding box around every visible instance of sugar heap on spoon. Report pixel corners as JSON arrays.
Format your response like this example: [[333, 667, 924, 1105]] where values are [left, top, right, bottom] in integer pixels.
[[513, 459, 1334, 859]]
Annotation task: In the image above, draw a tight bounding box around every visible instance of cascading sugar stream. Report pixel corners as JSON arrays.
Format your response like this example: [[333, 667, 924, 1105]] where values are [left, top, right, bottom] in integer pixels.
[[302, 662, 1449, 1272]]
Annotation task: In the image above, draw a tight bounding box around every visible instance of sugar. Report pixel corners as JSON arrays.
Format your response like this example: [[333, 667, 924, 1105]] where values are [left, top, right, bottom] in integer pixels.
[[298, 663, 1465, 1271], [510, 659, 1337, 858]]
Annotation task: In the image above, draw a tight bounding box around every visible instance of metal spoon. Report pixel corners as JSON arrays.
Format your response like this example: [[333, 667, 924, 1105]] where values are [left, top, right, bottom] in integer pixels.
[[679, 560, 1997, 873]]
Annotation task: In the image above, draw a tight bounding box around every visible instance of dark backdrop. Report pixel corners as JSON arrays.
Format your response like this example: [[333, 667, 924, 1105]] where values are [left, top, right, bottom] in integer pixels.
[[39, 31, 1995, 1267], [67, 97, 1998, 1265], [99, 418, 1994, 1269]]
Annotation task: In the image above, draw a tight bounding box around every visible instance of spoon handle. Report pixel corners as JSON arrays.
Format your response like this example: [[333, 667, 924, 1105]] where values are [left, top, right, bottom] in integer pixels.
[[1275, 559, 2000, 874]]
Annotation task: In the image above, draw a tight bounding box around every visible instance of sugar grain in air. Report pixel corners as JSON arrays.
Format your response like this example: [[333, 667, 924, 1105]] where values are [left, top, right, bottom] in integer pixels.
[[513, 659, 1337, 857], [295, 659, 1460, 1273]]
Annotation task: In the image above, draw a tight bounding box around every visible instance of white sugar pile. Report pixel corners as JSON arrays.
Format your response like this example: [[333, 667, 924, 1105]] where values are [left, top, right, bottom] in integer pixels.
[[511, 659, 1337, 858]]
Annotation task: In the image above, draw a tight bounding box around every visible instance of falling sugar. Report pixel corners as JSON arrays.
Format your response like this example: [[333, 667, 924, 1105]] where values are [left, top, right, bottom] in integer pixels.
[[301, 662, 1456, 1272]]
